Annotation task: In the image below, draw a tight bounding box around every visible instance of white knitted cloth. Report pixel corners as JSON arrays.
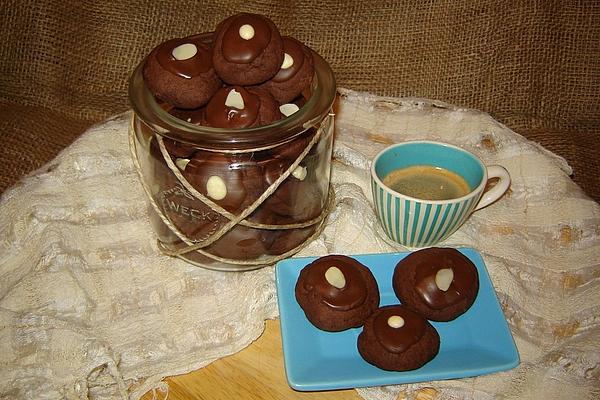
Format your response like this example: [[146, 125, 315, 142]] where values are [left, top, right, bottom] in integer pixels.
[[1, 89, 598, 399]]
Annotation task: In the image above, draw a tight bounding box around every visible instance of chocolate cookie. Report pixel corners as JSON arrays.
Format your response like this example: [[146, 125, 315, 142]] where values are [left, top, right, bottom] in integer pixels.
[[148, 139, 223, 242], [151, 103, 199, 159], [204, 224, 274, 260], [169, 106, 206, 126], [393, 247, 479, 321], [162, 138, 198, 160], [278, 95, 307, 118], [212, 13, 284, 85], [263, 163, 322, 222], [203, 86, 280, 128], [259, 134, 323, 222], [295, 255, 380, 332], [159, 183, 224, 243], [143, 35, 222, 109], [265, 225, 315, 255], [182, 151, 255, 213], [259, 36, 314, 103], [357, 304, 440, 371]]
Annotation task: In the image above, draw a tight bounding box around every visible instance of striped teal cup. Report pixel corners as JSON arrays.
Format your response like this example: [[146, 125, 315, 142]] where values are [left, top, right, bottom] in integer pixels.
[[371, 141, 510, 248]]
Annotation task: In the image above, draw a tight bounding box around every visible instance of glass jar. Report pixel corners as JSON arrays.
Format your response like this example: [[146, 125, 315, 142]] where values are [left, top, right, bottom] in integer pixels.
[[128, 33, 336, 271]]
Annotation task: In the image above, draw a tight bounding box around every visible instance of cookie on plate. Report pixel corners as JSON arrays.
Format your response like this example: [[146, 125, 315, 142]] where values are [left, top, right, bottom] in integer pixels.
[[357, 304, 440, 371], [143, 35, 222, 109], [295, 255, 380, 332], [212, 13, 284, 85], [392, 247, 479, 321]]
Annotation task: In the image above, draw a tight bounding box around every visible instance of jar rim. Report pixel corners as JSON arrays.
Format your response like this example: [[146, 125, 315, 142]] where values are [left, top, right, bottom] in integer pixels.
[[128, 32, 336, 151]]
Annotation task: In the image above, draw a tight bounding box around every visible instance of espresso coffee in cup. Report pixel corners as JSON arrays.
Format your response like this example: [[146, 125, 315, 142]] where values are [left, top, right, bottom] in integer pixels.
[[370, 141, 510, 248], [382, 165, 470, 201]]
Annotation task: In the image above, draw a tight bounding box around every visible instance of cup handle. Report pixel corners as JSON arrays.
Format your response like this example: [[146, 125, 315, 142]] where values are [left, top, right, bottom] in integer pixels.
[[474, 165, 511, 211]]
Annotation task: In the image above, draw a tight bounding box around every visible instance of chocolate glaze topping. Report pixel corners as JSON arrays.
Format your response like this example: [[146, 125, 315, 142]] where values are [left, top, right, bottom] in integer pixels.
[[222, 14, 271, 64], [183, 152, 249, 212], [413, 249, 477, 310], [272, 37, 305, 83], [373, 306, 427, 353], [157, 36, 213, 78], [204, 86, 260, 128], [302, 255, 368, 310]]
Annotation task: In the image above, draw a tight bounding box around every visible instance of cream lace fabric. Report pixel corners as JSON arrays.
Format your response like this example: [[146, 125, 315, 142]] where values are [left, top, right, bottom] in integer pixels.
[[1, 89, 599, 399]]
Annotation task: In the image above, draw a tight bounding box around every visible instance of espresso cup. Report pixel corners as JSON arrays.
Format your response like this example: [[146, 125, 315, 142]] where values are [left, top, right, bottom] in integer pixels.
[[370, 141, 510, 248]]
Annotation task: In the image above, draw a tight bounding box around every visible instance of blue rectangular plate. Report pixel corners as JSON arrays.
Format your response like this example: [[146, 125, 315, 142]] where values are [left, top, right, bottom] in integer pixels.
[[275, 248, 519, 391]]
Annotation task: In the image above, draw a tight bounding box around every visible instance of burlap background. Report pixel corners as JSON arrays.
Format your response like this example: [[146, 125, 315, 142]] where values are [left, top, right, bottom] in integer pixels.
[[1, 0, 599, 202]]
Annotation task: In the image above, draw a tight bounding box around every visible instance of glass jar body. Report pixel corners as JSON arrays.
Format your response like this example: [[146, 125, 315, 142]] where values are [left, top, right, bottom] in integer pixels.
[[129, 35, 336, 271]]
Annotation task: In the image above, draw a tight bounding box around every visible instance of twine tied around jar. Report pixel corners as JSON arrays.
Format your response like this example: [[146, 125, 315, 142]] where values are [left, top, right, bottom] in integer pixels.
[[128, 113, 335, 268]]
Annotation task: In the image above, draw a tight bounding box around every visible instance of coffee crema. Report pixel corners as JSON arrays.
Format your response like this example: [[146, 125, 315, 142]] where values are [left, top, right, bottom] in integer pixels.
[[382, 165, 471, 200]]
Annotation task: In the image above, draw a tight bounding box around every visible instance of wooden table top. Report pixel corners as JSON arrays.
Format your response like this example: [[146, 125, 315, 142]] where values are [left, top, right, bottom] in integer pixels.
[[141, 319, 362, 400]]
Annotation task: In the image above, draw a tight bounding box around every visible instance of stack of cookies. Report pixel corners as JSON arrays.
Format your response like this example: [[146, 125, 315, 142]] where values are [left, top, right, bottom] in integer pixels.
[[139, 13, 332, 263], [143, 13, 315, 128]]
